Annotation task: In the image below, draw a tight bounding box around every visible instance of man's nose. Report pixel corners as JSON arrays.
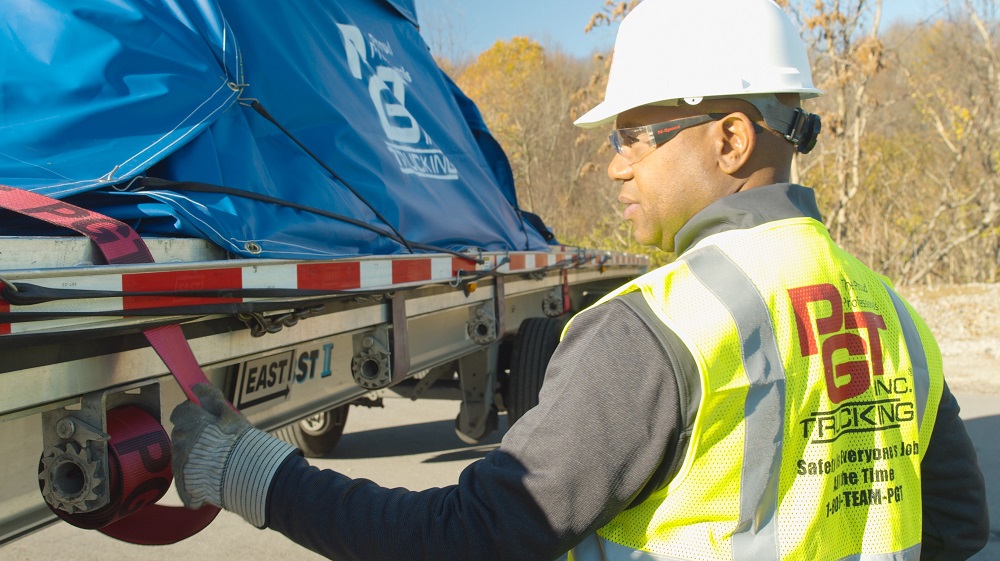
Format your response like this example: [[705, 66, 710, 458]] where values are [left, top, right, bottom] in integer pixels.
[[607, 153, 633, 181]]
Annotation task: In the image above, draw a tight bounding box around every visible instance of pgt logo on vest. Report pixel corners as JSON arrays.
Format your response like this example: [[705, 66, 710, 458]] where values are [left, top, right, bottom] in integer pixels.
[[788, 281, 916, 444]]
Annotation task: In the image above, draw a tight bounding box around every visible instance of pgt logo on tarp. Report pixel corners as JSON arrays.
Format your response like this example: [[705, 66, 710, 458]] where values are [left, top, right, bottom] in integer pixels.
[[338, 24, 459, 181]]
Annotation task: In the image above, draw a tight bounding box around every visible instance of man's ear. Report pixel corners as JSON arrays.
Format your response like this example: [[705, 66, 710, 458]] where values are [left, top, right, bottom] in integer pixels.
[[716, 113, 756, 176]]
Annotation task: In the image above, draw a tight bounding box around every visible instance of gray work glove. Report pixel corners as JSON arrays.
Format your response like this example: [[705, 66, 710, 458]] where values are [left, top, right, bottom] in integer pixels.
[[170, 383, 298, 528]]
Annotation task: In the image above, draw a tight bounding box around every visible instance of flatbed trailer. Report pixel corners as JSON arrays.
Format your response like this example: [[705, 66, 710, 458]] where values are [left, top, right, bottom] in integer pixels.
[[0, 0, 648, 547], [0, 236, 645, 545]]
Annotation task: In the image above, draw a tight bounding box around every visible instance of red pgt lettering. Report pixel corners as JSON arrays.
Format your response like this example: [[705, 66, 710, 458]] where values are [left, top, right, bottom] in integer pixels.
[[78, 218, 152, 263], [820, 332, 869, 403], [789, 284, 842, 356], [21, 201, 152, 264], [789, 284, 887, 403], [845, 311, 886, 376], [22, 200, 92, 223]]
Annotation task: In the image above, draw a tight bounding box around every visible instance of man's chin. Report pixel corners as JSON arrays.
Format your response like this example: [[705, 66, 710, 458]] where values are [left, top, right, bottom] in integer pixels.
[[634, 234, 668, 252], [641, 238, 674, 253]]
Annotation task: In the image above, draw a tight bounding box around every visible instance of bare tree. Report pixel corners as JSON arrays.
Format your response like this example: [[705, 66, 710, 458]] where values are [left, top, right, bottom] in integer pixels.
[[784, 1, 886, 246], [891, 1, 999, 284]]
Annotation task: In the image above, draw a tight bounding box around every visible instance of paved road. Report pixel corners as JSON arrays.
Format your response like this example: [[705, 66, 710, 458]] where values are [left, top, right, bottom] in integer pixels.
[[5, 398, 500, 561], [6, 393, 998, 560], [950, 393, 1000, 561]]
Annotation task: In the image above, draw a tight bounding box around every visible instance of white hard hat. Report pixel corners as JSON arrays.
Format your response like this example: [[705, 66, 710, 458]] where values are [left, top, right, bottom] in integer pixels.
[[575, 0, 822, 129]]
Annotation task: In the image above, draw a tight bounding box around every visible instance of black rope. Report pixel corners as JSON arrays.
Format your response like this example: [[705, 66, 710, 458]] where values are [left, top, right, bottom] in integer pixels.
[[246, 100, 414, 253], [137, 177, 484, 264], [452, 256, 510, 286], [0, 281, 361, 306], [524, 253, 594, 276], [0, 299, 329, 322], [1, 251, 580, 309]]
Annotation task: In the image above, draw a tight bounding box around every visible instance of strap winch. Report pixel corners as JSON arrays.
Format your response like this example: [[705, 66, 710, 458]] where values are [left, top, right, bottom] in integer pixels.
[[1, 183, 221, 544]]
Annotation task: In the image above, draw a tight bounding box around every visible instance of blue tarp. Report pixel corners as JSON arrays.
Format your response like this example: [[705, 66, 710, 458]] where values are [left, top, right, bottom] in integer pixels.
[[0, 0, 551, 258]]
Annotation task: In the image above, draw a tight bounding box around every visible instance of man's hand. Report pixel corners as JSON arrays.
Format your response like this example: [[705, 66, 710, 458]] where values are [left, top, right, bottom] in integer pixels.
[[170, 383, 298, 527], [170, 383, 251, 509]]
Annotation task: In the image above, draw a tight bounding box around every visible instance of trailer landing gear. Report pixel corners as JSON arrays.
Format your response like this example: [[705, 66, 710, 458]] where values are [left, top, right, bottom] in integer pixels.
[[455, 346, 500, 444]]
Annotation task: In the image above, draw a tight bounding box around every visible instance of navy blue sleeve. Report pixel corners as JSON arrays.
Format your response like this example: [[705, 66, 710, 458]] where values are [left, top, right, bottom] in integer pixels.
[[919, 382, 990, 560]]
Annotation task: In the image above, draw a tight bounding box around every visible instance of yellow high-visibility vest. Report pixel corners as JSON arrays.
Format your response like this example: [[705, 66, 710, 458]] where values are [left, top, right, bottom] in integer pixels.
[[566, 216, 943, 561]]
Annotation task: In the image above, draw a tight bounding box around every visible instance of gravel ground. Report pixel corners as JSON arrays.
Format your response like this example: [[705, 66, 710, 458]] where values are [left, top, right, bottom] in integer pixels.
[[897, 283, 1000, 395]]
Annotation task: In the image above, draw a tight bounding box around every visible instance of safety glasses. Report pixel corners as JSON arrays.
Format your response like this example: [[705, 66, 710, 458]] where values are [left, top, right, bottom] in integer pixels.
[[609, 113, 726, 164]]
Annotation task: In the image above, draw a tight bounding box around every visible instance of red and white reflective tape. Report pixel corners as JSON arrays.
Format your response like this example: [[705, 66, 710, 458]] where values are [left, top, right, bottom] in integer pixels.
[[1, 251, 648, 336]]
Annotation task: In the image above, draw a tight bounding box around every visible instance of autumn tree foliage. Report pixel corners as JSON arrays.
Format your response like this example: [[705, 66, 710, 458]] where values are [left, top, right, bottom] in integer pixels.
[[449, 37, 640, 255], [887, 5, 1000, 284], [432, 1, 999, 283], [795, 0, 999, 284]]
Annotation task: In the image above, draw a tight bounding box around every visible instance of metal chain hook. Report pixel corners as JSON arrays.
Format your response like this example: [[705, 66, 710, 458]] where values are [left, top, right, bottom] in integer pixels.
[[238, 305, 324, 337], [0, 274, 19, 294]]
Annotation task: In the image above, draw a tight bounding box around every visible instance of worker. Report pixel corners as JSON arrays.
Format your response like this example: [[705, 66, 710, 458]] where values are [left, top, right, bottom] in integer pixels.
[[170, 0, 990, 559]]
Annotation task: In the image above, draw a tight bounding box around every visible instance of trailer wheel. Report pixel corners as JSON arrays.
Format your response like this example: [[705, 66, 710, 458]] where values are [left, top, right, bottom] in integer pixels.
[[272, 405, 350, 458], [506, 317, 564, 425]]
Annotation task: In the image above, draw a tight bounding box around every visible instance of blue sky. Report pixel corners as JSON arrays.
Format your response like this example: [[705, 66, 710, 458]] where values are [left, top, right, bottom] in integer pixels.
[[414, 0, 954, 60]]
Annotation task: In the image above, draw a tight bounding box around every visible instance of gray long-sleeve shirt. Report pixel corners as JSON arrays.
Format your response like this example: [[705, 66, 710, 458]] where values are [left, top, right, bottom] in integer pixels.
[[266, 184, 990, 560]]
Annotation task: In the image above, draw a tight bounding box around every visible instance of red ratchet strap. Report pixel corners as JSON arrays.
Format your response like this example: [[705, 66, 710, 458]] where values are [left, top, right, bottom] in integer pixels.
[[561, 269, 571, 316], [0, 183, 220, 543], [45, 406, 177, 539]]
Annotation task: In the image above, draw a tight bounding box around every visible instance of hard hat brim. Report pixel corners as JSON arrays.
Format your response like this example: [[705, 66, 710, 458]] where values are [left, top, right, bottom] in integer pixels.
[[572, 87, 822, 130], [574, 100, 620, 129]]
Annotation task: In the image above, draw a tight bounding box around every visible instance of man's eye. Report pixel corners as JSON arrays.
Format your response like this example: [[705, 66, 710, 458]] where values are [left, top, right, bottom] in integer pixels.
[[621, 132, 640, 147]]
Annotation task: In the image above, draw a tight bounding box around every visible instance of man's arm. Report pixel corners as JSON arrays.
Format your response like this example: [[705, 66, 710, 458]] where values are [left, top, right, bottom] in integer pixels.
[[266, 298, 687, 561], [919, 381, 990, 560]]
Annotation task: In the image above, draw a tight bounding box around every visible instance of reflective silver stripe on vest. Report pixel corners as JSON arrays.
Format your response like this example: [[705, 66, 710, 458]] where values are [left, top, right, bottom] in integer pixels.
[[881, 283, 930, 428], [565, 535, 921, 561], [565, 253, 928, 561], [687, 246, 786, 561], [832, 543, 922, 561]]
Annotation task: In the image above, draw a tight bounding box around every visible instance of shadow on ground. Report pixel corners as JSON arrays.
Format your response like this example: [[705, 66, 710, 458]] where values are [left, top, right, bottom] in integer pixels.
[[961, 414, 1000, 560], [326, 415, 509, 460]]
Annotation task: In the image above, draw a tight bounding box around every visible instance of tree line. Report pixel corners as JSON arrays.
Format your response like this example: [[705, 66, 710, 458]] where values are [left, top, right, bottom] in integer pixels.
[[434, 0, 998, 285]]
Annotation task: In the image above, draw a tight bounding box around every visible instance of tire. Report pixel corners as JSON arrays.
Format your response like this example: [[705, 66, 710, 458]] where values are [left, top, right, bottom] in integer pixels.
[[272, 404, 349, 458], [505, 317, 565, 425]]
